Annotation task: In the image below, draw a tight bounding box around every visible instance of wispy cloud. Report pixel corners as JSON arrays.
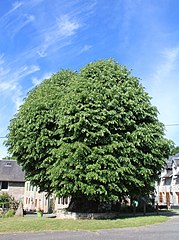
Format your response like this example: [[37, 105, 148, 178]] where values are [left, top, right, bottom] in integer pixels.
[[0, 54, 5, 65], [0, 1, 23, 19], [37, 14, 81, 58], [79, 44, 92, 54], [58, 15, 80, 37], [13, 65, 40, 81], [0, 0, 42, 37], [0, 60, 40, 111], [11, 1, 23, 12], [12, 14, 35, 37], [147, 46, 179, 142], [0, 64, 39, 86], [153, 47, 179, 84], [121, 0, 142, 45], [0, 81, 16, 92], [32, 72, 52, 87], [0, 0, 97, 158]]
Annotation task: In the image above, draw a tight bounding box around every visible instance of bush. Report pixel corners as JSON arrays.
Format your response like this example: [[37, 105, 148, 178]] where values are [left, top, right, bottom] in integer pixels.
[[5, 209, 15, 218], [0, 193, 18, 210]]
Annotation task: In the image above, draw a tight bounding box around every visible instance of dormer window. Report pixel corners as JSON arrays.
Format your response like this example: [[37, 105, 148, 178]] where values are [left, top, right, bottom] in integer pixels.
[[4, 162, 12, 167]]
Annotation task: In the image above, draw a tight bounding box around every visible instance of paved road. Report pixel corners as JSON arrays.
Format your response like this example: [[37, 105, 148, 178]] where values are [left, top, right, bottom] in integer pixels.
[[1, 216, 179, 240]]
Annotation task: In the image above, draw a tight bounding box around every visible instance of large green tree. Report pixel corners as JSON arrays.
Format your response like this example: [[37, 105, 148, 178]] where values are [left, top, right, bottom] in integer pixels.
[[6, 59, 172, 211]]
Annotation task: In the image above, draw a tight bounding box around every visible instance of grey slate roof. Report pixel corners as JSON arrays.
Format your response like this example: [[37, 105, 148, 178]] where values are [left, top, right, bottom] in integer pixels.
[[174, 171, 179, 176], [162, 170, 173, 178], [174, 159, 179, 167], [0, 160, 25, 182], [164, 159, 173, 169]]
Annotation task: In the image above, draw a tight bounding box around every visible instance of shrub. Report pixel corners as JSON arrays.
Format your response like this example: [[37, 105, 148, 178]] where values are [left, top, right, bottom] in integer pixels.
[[5, 209, 15, 218]]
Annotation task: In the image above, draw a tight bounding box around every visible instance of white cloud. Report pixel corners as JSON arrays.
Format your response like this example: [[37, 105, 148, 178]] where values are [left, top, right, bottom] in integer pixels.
[[37, 15, 81, 58], [0, 67, 10, 79], [10, 0, 44, 14], [0, 62, 40, 111], [13, 65, 40, 80], [0, 0, 39, 38], [32, 72, 52, 87], [121, 0, 142, 45], [147, 46, 179, 143], [0, 81, 16, 92], [11, 86, 23, 110], [57, 15, 80, 37], [37, 50, 47, 58], [4, 14, 35, 38], [79, 44, 92, 53], [0, 1, 23, 20], [0, 0, 96, 159], [0, 54, 5, 65], [153, 47, 179, 85], [12, 1, 23, 11]]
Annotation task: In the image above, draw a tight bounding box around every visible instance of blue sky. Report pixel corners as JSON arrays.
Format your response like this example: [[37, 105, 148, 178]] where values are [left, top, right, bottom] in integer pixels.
[[1, 0, 179, 158]]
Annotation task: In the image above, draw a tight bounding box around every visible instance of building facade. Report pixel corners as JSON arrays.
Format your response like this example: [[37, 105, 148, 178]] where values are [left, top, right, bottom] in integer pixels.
[[0, 160, 25, 202], [0, 159, 70, 212], [23, 181, 50, 212], [24, 181, 70, 212], [155, 154, 179, 208]]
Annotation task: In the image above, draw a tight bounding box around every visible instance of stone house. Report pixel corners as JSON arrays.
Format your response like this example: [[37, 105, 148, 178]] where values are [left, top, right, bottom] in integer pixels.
[[0, 159, 25, 202], [155, 154, 179, 208], [0, 159, 70, 212], [24, 181, 70, 212], [23, 181, 50, 212]]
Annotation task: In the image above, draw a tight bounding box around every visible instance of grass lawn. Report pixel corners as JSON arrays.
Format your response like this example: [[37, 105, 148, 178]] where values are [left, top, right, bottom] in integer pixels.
[[0, 215, 168, 233]]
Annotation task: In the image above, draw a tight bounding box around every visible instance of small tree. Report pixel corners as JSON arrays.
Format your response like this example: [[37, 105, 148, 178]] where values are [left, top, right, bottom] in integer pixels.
[[6, 59, 173, 212], [0, 193, 18, 210]]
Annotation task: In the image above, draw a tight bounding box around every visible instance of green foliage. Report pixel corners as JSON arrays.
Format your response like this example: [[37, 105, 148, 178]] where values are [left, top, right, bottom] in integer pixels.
[[171, 146, 179, 155], [2, 156, 13, 160], [0, 193, 18, 210], [4, 209, 15, 218], [5, 59, 173, 208]]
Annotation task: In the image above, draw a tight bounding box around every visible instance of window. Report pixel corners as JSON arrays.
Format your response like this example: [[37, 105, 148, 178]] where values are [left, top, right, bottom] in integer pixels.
[[166, 192, 170, 205], [176, 192, 179, 204], [61, 197, 68, 205], [0, 181, 8, 190], [4, 162, 12, 167], [35, 199, 37, 207], [159, 192, 163, 203], [38, 199, 42, 209], [26, 182, 29, 191]]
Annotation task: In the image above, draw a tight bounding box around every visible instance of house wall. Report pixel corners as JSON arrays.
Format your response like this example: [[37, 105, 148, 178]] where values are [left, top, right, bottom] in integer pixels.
[[23, 181, 72, 213], [54, 196, 71, 210], [23, 181, 50, 212], [0, 181, 25, 202], [155, 156, 179, 208]]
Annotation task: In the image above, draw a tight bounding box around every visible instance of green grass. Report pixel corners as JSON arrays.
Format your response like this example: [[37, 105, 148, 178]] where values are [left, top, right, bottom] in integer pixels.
[[0, 215, 168, 233]]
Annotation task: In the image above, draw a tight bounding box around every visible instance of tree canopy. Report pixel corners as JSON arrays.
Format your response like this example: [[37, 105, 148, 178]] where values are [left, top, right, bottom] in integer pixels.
[[171, 146, 179, 155], [6, 59, 172, 211]]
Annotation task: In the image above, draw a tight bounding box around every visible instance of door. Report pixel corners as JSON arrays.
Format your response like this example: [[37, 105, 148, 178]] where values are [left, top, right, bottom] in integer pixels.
[[166, 192, 170, 207]]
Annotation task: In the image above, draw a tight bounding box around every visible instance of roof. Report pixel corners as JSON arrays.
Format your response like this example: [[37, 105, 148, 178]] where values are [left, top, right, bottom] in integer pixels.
[[173, 159, 179, 167], [164, 159, 173, 169], [0, 160, 25, 182], [162, 170, 173, 178], [175, 171, 179, 176]]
